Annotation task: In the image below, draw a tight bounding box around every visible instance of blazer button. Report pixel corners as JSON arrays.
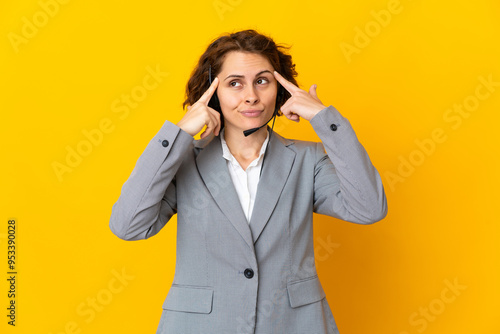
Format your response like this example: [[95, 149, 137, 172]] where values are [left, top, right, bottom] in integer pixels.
[[244, 268, 254, 279], [161, 140, 169, 147], [330, 124, 338, 131]]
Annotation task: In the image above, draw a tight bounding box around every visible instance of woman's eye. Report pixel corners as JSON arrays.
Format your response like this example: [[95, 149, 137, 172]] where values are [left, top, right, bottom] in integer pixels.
[[229, 78, 269, 87]]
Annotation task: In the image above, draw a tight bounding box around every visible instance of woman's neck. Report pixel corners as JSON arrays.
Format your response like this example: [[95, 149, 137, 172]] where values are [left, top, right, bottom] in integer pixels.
[[223, 126, 268, 170]]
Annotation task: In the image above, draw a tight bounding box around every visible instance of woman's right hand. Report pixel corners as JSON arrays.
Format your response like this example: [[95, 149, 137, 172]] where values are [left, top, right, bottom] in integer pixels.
[[176, 77, 221, 139]]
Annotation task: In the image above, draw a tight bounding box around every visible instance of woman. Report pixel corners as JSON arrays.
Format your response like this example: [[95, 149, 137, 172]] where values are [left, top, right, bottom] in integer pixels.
[[109, 29, 387, 334]]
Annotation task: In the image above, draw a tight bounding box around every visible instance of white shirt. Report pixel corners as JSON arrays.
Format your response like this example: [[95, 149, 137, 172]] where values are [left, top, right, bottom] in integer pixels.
[[220, 129, 269, 222]]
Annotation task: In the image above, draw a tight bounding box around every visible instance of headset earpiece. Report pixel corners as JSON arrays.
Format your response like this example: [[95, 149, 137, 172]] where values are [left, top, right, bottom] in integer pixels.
[[208, 65, 221, 113], [274, 83, 285, 116]]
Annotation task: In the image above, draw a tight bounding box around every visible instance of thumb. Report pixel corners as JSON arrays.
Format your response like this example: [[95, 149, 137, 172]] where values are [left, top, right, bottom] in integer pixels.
[[309, 84, 318, 98], [309, 84, 322, 103]]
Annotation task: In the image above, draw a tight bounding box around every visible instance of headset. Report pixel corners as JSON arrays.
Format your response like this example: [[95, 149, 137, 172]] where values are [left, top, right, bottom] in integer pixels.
[[208, 65, 221, 113], [208, 65, 285, 137]]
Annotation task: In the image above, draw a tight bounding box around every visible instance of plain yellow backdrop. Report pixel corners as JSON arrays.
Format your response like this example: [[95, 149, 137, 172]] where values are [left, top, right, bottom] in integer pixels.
[[1, 0, 499, 333]]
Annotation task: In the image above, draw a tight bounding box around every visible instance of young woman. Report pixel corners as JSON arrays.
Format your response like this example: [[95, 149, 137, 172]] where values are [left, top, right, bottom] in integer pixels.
[[109, 29, 387, 334]]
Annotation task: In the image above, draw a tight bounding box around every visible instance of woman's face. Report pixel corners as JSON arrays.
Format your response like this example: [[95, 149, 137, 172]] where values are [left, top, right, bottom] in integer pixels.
[[216, 51, 278, 134]]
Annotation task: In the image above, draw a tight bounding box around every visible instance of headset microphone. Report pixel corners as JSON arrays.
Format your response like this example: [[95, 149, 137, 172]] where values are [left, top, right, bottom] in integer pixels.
[[243, 113, 276, 137]]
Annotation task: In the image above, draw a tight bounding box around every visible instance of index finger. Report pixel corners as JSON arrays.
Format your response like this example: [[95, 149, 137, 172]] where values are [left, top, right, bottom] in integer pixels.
[[198, 76, 219, 105], [273, 70, 300, 95]]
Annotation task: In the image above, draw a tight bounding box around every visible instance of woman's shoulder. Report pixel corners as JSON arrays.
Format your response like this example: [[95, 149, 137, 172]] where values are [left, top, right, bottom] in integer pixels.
[[274, 132, 322, 154]]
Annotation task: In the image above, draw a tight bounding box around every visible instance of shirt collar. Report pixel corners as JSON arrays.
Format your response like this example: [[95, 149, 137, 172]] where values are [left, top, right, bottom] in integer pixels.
[[220, 128, 269, 168]]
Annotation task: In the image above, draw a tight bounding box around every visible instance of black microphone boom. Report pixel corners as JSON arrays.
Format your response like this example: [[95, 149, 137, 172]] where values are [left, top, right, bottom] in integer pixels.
[[243, 113, 276, 137]]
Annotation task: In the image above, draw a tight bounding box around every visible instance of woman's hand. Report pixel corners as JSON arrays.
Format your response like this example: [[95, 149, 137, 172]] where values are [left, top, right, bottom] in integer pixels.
[[273, 71, 327, 122], [177, 77, 221, 138]]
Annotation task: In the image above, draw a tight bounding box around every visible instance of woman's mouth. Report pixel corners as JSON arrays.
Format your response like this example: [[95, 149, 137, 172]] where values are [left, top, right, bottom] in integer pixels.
[[240, 109, 264, 117]]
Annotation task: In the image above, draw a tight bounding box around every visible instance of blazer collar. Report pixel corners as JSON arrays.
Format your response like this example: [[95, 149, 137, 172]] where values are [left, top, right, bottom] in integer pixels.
[[195, 128, 296, 248], [249, 131, 295, 243]]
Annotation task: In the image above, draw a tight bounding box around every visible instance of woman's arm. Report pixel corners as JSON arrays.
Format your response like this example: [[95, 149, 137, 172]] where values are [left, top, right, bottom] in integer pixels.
[[110, 75, 221, 240], [272, 71, 387, 224], [311, 105, 387, 224], [109, 121, 193, 240]]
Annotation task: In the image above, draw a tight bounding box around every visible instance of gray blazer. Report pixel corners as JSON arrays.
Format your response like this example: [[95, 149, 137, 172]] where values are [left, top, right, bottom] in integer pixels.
[[109, 105, 387, 334]]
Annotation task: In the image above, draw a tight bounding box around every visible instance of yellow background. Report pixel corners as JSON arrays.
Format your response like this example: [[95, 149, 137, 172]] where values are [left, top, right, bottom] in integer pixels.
[[1, 0, 499, 333]]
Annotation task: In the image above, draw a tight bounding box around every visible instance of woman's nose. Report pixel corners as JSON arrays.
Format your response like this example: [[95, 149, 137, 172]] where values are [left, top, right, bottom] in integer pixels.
[[244, 86, 259, 103]]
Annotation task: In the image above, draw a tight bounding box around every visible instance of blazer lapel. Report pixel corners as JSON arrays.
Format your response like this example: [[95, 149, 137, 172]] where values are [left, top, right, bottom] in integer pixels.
[[195, 135, 255, 250], [249, 131, 296, 243]]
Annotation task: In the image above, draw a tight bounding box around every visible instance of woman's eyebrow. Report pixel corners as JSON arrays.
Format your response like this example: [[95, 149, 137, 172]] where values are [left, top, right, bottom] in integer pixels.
[[224, 70, 273, 81]]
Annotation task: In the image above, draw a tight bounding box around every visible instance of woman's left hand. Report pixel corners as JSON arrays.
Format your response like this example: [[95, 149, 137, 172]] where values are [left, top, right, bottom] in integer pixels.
[[273, 70, 327, 122]]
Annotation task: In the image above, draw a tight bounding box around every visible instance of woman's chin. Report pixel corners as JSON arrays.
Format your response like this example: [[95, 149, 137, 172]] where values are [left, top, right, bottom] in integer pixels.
[[225, 119, 265, 132], [243, 119, 270, 131], [243, 113, 274, 126]]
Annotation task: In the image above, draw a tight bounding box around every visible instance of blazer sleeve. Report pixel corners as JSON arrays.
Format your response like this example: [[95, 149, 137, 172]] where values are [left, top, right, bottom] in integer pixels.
[[310, 105, 388, 224], [109, 120, 194, 240]]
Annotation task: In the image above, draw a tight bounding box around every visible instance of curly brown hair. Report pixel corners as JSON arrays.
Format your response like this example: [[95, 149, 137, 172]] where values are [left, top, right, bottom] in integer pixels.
[[182, 29, 298, 118]]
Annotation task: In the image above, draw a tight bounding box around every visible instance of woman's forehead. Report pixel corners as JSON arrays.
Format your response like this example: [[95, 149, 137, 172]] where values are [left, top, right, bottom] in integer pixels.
[[219, 51, 273, 77]]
